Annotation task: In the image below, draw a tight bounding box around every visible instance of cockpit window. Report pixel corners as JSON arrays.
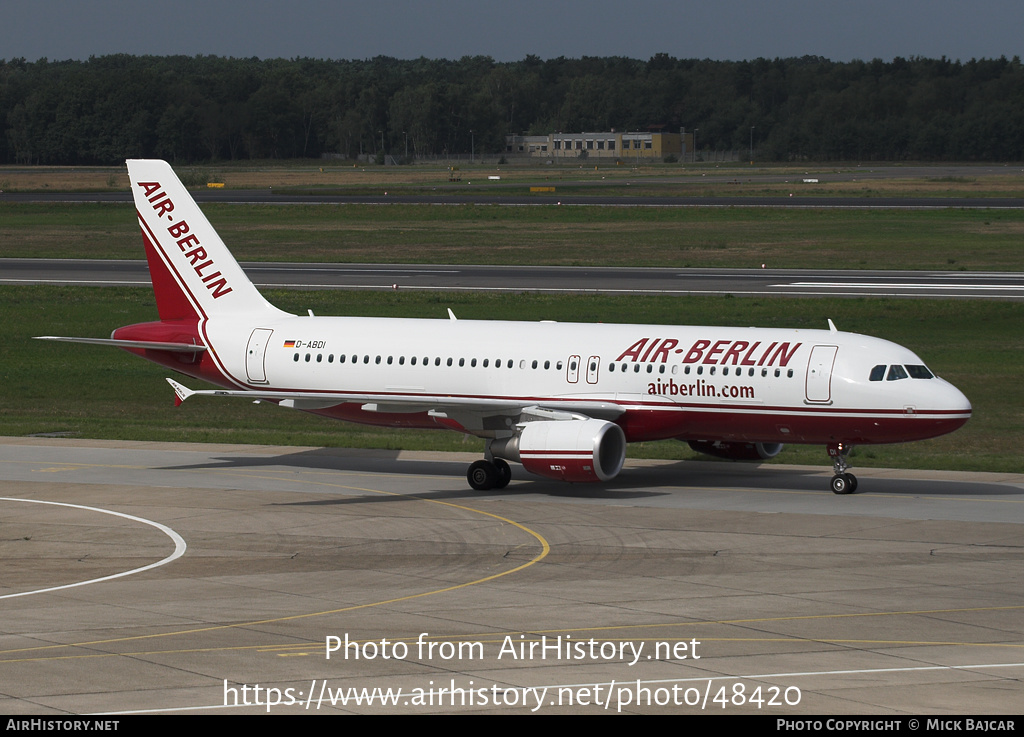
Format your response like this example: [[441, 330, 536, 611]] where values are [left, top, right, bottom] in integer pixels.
[[887, 364, 909, 381], [869, 365, 886, 382], [905, 364, 934, 379]]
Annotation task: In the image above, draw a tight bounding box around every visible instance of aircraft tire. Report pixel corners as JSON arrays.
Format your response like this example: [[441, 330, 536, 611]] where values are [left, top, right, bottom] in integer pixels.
[[831, 473, 854, 494], [493, 459, 512, 489], [468, 460, 497, 491]]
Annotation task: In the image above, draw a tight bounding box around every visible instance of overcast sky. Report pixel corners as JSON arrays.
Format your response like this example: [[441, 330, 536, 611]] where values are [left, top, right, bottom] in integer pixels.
[[3, 0, 1021, 63]]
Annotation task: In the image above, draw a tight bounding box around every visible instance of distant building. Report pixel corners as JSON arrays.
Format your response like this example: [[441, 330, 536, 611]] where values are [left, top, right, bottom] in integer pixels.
[[505, 135, 551, 155], [506, 130, 683, 159]]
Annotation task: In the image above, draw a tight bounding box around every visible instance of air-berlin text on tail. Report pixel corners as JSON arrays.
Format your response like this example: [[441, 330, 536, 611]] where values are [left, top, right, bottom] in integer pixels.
[[616, 337, 802, 367], [136, 180, 233, 299]]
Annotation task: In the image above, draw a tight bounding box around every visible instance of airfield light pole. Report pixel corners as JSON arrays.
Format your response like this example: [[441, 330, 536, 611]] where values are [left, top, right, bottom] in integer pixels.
[[470, 129, 475, 164], [750, 126, 755, 162], [404, 131, 408, 160], [693, 129, 698, 163]]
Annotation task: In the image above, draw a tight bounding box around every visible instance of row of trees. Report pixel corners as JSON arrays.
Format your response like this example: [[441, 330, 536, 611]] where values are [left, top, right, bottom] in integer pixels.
[[2, 53, 1023, 165]]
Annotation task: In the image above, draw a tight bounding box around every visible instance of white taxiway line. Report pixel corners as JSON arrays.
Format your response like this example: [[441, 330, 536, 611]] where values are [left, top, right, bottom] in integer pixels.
[[0, 496, 187, 599]]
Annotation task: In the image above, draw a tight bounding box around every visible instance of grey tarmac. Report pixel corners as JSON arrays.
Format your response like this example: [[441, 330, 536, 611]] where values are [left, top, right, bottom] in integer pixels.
[[1, 437, 1022, 714]]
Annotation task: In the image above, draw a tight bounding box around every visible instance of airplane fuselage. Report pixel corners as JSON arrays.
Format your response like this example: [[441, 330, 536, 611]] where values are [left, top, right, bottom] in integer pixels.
[[115, 313, 971, 447]]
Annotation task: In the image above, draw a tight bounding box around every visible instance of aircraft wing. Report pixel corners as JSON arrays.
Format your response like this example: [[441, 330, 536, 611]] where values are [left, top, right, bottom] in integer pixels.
[[165, 378, 624, 420]]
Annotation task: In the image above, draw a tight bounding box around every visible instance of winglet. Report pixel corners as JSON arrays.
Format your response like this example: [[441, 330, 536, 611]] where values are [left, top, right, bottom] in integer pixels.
[[447, 308, 458, 321], [166, 378, 195, 407], [827, 318, 837, 333]]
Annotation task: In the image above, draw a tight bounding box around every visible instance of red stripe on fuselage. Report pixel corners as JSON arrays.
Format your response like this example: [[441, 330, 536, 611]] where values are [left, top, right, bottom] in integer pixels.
[[308, 401, 968, 445]]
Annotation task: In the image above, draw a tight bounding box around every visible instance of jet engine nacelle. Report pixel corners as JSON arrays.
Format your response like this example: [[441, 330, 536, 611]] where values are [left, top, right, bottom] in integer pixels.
[[687, 440, 784, 461], [490, 419, 627, 483]]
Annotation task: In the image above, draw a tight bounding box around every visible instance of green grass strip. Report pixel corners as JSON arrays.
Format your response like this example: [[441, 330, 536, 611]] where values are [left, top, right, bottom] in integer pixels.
[[2, 202, 1023, 270]]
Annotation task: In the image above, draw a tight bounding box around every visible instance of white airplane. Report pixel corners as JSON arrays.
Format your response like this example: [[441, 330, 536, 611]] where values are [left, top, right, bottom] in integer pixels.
[[38, 159, 972, 494]]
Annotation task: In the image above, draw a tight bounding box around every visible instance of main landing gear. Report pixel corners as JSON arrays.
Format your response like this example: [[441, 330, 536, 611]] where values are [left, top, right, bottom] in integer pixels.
[[827, 442, 857, 494], [467, 458, 512, 491]]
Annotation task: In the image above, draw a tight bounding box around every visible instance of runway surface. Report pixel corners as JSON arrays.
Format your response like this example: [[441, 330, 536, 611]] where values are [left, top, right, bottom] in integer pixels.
[[1, 437, 1022, 714], [4, 190, 1024, 209], [5, 259, 1024, 300]]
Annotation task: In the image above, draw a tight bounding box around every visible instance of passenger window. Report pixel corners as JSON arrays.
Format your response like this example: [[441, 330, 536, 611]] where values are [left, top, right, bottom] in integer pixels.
[[723, 367, 729, 376], [887, 365, 908, 381], [483, 359, 489, 367], [399, 356, 405, 365], [293, 353, 299, 362], [869, 365, 886, 381], [305, 353, 310, 362], [447, 357, 453, 367], [459, 358, 465, 367], [472, 358, 477, 367], [328, 354, 334, 363], [387, 356, 393, 365], [375, 356, 381, 364]]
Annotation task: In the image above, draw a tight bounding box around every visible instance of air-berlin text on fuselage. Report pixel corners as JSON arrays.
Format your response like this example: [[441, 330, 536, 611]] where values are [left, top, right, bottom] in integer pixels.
[[616, 337, 802, 367], [137, 181, 233, 299]]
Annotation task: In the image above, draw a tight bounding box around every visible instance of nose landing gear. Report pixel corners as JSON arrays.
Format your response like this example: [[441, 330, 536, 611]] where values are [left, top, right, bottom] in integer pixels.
[[827, 442, 857, 494]]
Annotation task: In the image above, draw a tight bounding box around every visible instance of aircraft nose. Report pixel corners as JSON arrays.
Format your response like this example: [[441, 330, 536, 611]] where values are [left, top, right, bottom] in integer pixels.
[[936, 379, 972, 433], [945, 380, 972, 415]]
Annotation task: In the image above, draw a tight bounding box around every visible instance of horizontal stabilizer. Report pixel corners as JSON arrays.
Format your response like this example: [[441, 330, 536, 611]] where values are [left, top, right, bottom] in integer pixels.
[[35, 336, 207, 353]]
